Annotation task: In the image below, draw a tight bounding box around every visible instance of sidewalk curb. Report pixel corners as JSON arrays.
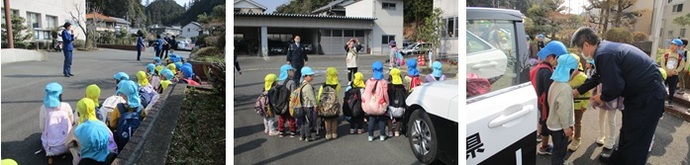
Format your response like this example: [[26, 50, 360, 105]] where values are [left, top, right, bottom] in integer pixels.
[[1, 49, 46, 64], [669, 92, 690, 121]]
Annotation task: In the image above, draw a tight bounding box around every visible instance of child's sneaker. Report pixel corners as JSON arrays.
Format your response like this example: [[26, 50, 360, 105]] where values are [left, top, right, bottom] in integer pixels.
[[567, 139, 581, 151], [268, 131, 280, 136], [395, 131, 400, 137], [299, 137, 305, 141], [537, 135, 542, 142], [290, 132, 296, 138], [279, 133, 285, 138], [380, 136, 386, 141], [596, 135, 606, 145], [357, 129, 364, 134], [537, 144, 553, 155], [368, 136, 374, 142], [604, 139, 615, 150], [388, 131, 394, 137], [350, 129, 355, 134]]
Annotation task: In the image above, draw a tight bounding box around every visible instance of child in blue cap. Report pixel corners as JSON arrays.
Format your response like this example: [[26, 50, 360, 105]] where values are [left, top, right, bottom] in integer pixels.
[[663, 38, 685, 105], [547, 54, 579, 165]]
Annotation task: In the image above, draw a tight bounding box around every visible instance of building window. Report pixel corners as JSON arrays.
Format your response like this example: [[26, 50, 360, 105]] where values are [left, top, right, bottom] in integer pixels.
[[46, 15, 57, 28], [27, 12, 40, 28], [446, 17, 457, 38], [669, 0, 673, 3], [674, 4, 684, 13], [332, 30, 342, 37], [682, 28, 687, 38], [382, 2, 396, 10], [344, 30, 354, 37], [355, 30, 364, 37], [382, 35, 395, 44], [234, 8, 240, 13]]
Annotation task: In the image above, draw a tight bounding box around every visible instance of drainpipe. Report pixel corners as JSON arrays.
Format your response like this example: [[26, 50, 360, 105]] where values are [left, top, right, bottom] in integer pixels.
[[4, 0, 14, 48]]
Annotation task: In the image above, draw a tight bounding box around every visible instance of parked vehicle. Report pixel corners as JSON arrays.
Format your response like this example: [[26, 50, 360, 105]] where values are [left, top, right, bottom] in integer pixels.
[[176, 40, 193, 51], [466, 7, 536, 165], [404, 80, 458, 164], [401, 42, 433, 56], [268, 40, 288, 55]]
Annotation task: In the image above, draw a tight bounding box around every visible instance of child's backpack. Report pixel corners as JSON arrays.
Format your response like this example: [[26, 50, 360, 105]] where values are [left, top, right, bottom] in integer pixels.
[[362, 79, 388, 116], [388, 84, 408, 118], [254, 92, 272, 117], [343, 86, 363, 117], [115, 103, 143, 151], [318, 85, 340, 117], [41, 104, 72, 156], [664, 52, 683, 69], [396, 51, 405, 66], [101, 95, 126, 126], [289, 84, 306, 118], [268, 81, 291, 115], [467, 73, 491, 97], [408, 76, 424, 93], [139, 86, 157, 108], [425, 74, 447, 83]]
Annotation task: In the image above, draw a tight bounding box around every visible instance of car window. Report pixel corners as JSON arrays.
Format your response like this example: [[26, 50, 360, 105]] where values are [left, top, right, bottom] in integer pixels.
[[467, 19, 522, 98], [467, 31, 492, 53]]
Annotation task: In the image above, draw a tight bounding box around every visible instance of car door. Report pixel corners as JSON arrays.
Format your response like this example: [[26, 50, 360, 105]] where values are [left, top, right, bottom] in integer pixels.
[[466, 18, 537, 165], [466, 31, 508, 82]]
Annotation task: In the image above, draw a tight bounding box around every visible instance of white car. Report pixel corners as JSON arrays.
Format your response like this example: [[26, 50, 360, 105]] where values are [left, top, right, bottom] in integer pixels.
[[404, 80, 458, 164], [176, 41, 193, 51], [467, 31, 508, 84], [466, 7, 537, 165]]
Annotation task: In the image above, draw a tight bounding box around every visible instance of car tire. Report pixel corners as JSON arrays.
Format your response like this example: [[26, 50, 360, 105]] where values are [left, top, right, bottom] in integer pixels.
[[407, 109, 438, 164]]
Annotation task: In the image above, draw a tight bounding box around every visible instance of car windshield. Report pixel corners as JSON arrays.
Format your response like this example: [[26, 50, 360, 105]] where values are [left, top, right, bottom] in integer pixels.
[[404, 43, 417, 49]]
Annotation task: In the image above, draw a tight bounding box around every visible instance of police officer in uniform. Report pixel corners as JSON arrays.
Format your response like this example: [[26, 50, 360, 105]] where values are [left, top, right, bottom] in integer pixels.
[[571, 27, 666, 165], [287, 35, 309, 83]]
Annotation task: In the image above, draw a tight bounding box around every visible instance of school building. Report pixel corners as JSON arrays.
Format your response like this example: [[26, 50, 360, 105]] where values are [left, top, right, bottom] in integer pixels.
[[1, 0, 87, 42], [233, 0, 404, 56]]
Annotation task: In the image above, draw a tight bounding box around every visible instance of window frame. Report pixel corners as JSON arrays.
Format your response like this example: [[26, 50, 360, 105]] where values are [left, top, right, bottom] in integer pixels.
[[382, 2, 396, 10], [382, 35, 395, 44]]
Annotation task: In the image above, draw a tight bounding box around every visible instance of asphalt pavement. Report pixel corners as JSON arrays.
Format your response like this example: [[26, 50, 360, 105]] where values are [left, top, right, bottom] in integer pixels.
[[535, 109, 690, 165], [232, 55, 456, 164], [1, 48, 189, 164]]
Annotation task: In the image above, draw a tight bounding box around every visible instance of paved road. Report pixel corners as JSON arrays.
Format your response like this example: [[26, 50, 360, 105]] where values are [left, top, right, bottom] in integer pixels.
[[1, 49, 189, 164], [534, 109, 690, 165], [233, 55, 456, 164]]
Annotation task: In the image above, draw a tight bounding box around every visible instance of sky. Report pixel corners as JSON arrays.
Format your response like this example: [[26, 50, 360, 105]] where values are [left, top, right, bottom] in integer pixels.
[[254, 0, 291, 13], [561, 0, 589, 14]]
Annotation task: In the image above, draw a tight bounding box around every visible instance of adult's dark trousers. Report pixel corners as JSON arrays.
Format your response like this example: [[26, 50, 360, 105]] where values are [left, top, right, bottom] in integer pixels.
[[551, 129, 568, 165], [292, 63, 304, 83], [137, 48, 142, 61], [609, 90, 665, 165], [665, 75, 679, 104], [155, 49, 161, 58], [348, 67, 358, 82], [163, 48, 170, 59], [63, 50, 73, 76]]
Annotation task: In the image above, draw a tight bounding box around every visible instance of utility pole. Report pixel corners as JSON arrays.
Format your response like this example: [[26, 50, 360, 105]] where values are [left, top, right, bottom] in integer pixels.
[[4, 0, 13, 48], [651, 0, 666, 61]]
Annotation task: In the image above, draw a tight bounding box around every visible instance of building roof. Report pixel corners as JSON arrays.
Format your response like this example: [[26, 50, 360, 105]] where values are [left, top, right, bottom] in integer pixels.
[[86, 12, 116, 22], [234, 0, 267, 11], [111, 17, 131, 25], [312, 0, 348, 14], [186, 21, 202, 28], [234, 12, 376, 20]]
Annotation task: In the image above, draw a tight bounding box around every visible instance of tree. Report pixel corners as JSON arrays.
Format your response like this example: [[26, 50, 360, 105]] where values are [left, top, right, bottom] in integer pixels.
[[145, 0, 185, 25], [173, 0, 225, 26], [69, 3, 104, 49], [584, 0, 643, 33], [673, 13, 690, 29], [1, 15, 33, 48], [605, 27, 633, 43], [416, 8, 445, 64], [274, 0, 331, 14], [526, 0, 567, 39]]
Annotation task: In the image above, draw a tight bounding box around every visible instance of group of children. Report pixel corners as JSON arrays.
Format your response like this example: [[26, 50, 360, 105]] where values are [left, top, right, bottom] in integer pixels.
[[38, 54, 200, 164], [255, 58, 448, 142], [530, 40, 652, 164]]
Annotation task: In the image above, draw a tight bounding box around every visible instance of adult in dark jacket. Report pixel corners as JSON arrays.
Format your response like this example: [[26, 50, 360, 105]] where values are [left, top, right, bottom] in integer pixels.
[[571, 27, 666, 165], [61, 22, 77, 77], [155, 35, 164, 58], [287, 35, 309, 83], [163, 36, 171, 57], [136, 34, 144, 61]]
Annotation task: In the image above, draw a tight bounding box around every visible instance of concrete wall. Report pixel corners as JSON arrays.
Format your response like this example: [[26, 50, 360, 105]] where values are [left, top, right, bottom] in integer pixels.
[[181, 24, 201, 39], [1, 48, 46, 64], [661, 0, 689, 48], [346, 0, 404, 55], [630, 0, 653, 35], [2, 0, 86, 41], [435, 0, 458, 55]]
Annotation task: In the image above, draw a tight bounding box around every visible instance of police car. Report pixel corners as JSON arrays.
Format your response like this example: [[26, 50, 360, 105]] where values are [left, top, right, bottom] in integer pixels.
[[404, 80, 459, 164], [466, 7, 537, 164]]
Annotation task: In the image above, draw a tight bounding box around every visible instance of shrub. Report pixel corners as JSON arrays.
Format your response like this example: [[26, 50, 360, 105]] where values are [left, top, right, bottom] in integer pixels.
[[633, 32, 649, 42], [605, 28, 633, 44], [194, 47, 223, 58]]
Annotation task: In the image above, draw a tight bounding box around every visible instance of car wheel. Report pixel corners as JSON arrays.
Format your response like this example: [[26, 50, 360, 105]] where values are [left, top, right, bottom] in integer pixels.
[[408, 109, 438, 164]]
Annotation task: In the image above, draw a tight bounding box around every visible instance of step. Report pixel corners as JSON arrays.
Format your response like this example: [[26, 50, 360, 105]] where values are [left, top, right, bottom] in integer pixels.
[[665, 103, 690, 122]]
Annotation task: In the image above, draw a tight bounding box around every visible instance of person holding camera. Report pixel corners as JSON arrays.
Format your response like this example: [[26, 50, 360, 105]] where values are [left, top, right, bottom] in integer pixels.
[[345, 38, 363, 82]]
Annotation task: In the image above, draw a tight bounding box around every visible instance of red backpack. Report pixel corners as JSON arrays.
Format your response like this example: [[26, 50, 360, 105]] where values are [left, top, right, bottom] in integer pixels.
[[408, 76, 423, 93], [528, 63, 553, 121]]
